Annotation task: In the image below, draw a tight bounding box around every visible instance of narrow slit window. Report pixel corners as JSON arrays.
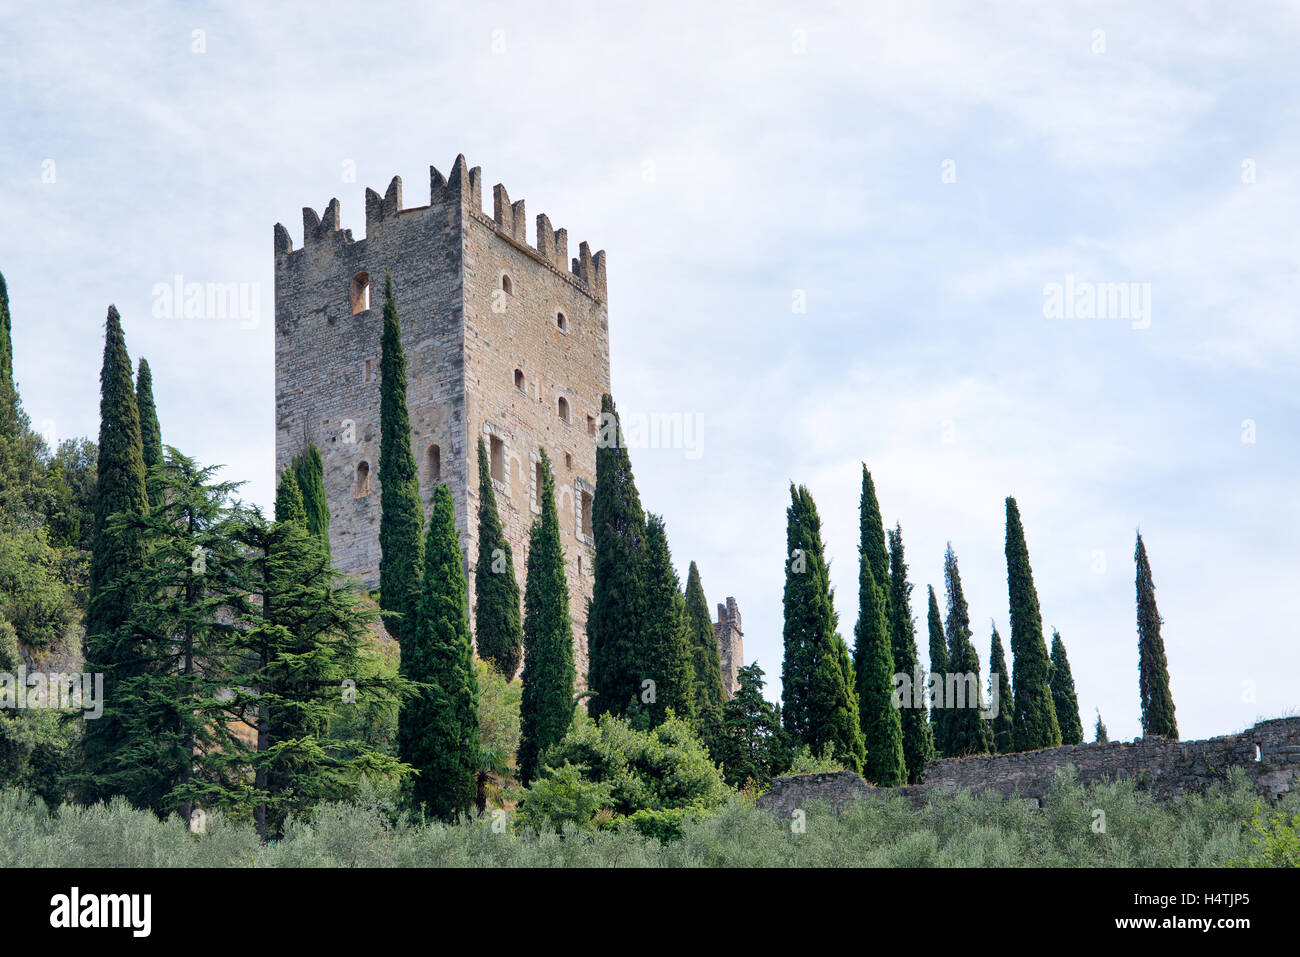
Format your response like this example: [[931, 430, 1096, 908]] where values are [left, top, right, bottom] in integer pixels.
[[354, 461, 371, 497], [535, 461, 544, 501], [557, 396, 570, 423], [427, 444, 441, 484], [514, 369, 525, 391], [556, 311, 567, 332], [350, 272, 371, 314], [580, 490, 594, 538], [489, 435, 505, 482], [501, 274, 513, 294]]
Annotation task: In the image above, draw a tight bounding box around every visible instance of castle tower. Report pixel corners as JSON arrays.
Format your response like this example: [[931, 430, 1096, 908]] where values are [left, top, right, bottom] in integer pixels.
[[273, 155, 609, 677], [714, 597, 744, 699]]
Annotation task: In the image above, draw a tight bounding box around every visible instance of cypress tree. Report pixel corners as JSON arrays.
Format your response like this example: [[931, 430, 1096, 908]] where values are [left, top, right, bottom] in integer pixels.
[[292, 443, 330, 550], [587, 393, 648, 720], [473, 436, 523, 678], [1095, 710, 1108, 744], [80, 307, 150, 803], [925, 584, 949, 757], [0, 269, 16, 434], [942, 544, 990, 756], [781, 484, 865, 773], [274, 467, 306, 525], [135, 358, 163, 508], [641, 513, 695, 728], [1135, 532, 1178, 739], [399, 483, 479, 820], [717, 662, 791, 788], [517, 449, 575, 785], [377, 273, 425, 650], [1049, 629, 1083, 745], [684, 561, 726, 752], [853, 474, 904, 785], [887, 526, 931, 782], [987, 624, 1015, 754], [1005, 497, 1060, 751]]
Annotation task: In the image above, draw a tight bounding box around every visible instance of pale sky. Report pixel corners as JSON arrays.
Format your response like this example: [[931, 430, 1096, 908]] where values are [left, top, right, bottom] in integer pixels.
[[2, 1, 1297, 741]]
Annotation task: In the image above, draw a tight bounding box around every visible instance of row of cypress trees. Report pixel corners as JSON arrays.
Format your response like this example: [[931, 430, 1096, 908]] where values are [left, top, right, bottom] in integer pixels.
[[780, 475, 1180, 785]]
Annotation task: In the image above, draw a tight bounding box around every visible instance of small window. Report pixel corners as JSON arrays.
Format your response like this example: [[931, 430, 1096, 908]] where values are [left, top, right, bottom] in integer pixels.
[[354, 461, 371, 497], [577, 554, 582, 575], [557, 397, 570, 423], [364, 359, 372, 382], [501, 274, 513, 294], [564, 452, 572, 470], [556, 311, 567, 332], [587, 414, 596, 436], [514, 369, 525, 391], [350, 272, 371, 314], [489, 435, 505, 482], [580, 490, 594, 538], [427, 444, 441, 484], [535, 461, 545, 500]]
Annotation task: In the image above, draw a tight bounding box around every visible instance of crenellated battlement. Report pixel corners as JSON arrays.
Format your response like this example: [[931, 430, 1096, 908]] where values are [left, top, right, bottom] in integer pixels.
[[273, 154, 607, 301]]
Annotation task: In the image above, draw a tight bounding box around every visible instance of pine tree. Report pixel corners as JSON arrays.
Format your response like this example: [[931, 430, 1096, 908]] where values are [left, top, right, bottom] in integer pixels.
[[684, 561, 726, 753], [925, 584, 949, 757], [1049, 629, 1083, 745], [399, 483, 479, 820], [1094, 710, 1108, 744], [853, 473, 904, 785], [887, 526, 931, 782], [587, 394, 649, 720], [473, 437, 523, 678], [1005, 497, 1060, 751], [135, 358, 163, 509], [292, 443, 330, 550], [1135, 531, 1177, 739], [942, 545, 990, 756], [717, 663, 791, 789], [517, 449, 575, 785], [377, 273, 425, 650], [641, 513, 695, 728], [987, 624, 1015, 754], [80, 306, 150, 803], [781, 484, 865, 773]]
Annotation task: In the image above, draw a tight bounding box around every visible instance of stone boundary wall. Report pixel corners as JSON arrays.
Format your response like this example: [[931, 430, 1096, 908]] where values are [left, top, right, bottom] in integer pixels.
[[758, 717, 1300, 817]]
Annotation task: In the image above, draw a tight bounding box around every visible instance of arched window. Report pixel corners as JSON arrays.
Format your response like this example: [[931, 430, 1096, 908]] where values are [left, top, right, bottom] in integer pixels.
[[501, 274, 513, 294], [556, 311, 567, 332], [557, 397, 570, 423], [354, 461, 371, 497], [514, 369, 525, 391], [427, 444, 441, 484], [350, 272, 371, 314]]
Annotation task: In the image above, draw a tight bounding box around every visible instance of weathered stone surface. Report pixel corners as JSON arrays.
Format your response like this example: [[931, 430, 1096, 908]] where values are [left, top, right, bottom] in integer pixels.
[[758, 717, 1300, 815]]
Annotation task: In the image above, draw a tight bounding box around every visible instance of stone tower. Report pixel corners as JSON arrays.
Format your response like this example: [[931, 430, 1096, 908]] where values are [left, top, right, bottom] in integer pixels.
[[273, 155, 609, 677], [714, 597, 744, 699]]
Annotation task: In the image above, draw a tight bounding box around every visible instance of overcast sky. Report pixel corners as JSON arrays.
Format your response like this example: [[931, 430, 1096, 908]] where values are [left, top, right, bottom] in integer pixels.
[[2, 1, 1297, 742]]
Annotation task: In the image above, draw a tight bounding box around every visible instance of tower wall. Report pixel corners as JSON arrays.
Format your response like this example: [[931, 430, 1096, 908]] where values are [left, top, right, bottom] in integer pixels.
[[274, 156, 607, 677], [714, 597, 744, 698]]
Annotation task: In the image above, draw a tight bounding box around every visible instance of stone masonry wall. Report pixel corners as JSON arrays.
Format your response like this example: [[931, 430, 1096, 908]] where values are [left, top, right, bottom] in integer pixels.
[[713, 597, 743, 699], [274, 155, 607, 678], [759, 716, 1300, 817]]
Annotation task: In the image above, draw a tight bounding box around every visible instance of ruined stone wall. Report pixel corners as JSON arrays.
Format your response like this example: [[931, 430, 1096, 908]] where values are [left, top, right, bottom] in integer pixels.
[[713, 597, 743, 699], [274, 155, 607, 678], [759, 717, 1300, 816]]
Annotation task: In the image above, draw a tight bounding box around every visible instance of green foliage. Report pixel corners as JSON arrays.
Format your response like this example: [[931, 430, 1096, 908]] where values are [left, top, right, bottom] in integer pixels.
[[987, 624, 1015, 754], [1135, 532, 1178, 739], [474, 658, 521, 810], [925, 585, 949, 756], [1005, 498, 1061, 751], [377, 272, 425, 651], [1095, 710, 1108, 744], [787, 743, 848, 775], [1232, 802, 1300, 867], [473, 437, 522, 679], [517, 449, 575, 785], [853, 470, 904, 786], [44, 438, 97, 550], [135, 358, 163, 509], [525, 713, 728, 831], [887, 526, 931, 782], [781, 483, 865, 773], [81, 306, 150, 805], [587, 393, 649, 721], [683, 561, 725, 753], [1, 766, 1290, 867], [0, 526, 80, 650], [1050, 629, 1084, 745], [292, 443, 330, 550], [399, 483, 479, 821], [717, 662, 791, 789], [942, 544, 991, 756], [641, 513, 695, 728], [515, 763, 614, 834]]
